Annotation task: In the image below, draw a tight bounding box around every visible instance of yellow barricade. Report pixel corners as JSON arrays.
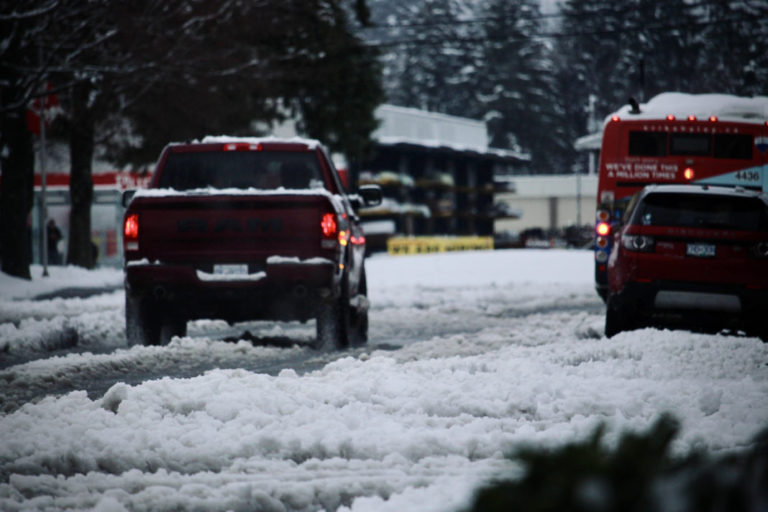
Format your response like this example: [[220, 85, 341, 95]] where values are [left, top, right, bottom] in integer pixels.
[[386, 236, 494, 255]]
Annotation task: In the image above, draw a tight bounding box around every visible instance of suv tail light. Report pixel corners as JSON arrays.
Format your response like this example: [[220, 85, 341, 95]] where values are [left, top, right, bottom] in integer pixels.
[[124, 213, 139, 251], [621, 234, 654, 252]]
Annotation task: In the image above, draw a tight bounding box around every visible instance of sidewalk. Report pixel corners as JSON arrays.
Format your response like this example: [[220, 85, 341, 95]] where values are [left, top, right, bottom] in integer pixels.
[[0, 265, 124, 301]]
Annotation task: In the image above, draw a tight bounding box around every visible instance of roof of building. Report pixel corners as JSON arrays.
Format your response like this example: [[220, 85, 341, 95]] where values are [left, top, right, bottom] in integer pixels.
[[373, 104, 529, 162]]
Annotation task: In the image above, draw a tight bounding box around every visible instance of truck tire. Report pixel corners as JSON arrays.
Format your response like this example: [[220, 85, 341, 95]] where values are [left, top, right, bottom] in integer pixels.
[[126, 292, 160, 346], [159, 315, 187, 345], [126, 293, 186, 346], [605, 295, 632, 338], [314, 298, 347, 351], [348, 270, 369, 346]]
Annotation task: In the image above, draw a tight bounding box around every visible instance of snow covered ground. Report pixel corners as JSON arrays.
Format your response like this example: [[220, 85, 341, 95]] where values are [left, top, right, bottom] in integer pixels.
[[1, 249, 767, 511]]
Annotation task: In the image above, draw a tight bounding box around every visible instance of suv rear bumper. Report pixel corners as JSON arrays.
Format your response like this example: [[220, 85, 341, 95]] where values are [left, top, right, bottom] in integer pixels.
[[125, 259, 341, 323], [612, 279, 768, 329]]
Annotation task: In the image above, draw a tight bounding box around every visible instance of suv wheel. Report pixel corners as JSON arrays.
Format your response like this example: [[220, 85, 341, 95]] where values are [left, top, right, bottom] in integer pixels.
[[605, 295, 633, 338], [748, 315, 768, 343]]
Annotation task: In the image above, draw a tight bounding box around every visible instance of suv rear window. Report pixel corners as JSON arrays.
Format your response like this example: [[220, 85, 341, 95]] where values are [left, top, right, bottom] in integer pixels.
[[631, 193, 768, 231], [159, 151, 324, 191]]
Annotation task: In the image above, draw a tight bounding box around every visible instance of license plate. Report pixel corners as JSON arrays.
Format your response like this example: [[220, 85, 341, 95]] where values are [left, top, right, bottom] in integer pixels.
[[686, 243, 715, 258], [213, 264, 248, 275]]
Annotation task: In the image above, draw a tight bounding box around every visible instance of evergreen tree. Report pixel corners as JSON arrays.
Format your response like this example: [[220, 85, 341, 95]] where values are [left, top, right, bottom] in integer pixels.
[[479, 0, 566, 173], [384, 0, 483, 116], [556, 0, 766, 129], [693, 0, 768, 96]]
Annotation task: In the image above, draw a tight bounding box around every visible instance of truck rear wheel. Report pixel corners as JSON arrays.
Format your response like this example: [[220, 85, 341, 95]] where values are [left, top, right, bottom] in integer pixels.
[[126, 292, 160, 346], [314, 298, 347, 351], [126, 292, 186, 346], [347, 270, 369, 347], [159, 315, 187, 345]]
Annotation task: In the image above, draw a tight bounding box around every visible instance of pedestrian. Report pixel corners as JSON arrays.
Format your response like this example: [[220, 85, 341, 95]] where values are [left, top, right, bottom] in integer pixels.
[[47, 219, 63, 265]]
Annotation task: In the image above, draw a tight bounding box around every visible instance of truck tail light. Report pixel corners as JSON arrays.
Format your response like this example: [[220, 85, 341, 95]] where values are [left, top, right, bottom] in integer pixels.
[[124, 213, 139, 251], [621, 234, 654, 252], [596, 222, 610, 237], [321, 212, 350, 249], [321, 212, 337, 238]]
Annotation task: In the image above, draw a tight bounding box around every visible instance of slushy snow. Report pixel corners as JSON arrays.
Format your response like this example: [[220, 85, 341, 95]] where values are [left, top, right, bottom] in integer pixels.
[[0, 249, 766, 512]]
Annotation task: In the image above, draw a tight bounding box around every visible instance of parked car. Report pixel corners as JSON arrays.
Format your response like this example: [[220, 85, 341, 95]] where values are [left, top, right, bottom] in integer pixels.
[[605, 184, 768, 341], [123, 136, 382, 349]]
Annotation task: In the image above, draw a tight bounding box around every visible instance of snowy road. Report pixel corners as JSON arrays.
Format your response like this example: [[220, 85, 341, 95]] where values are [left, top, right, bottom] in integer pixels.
[[1, 250, 767, 511], [0, 250, 603, 413]]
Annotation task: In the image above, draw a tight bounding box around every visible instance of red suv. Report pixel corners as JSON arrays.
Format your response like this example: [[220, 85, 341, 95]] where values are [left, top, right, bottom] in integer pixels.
[[605, 184, 768, 341]]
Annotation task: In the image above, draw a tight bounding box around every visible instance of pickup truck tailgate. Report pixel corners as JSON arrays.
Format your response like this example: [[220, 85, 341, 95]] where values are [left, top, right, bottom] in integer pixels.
[[130, 193, 334, 264]]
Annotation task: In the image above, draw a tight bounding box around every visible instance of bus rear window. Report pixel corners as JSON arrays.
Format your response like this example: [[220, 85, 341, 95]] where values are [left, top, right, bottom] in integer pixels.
[[714, 133, 753, 159], [670, 134, 710, 156], [629, 131, 667, 156]]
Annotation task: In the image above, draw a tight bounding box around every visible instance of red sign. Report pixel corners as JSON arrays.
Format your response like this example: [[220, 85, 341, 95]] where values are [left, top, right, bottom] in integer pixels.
[[26, 83, 60, 135]]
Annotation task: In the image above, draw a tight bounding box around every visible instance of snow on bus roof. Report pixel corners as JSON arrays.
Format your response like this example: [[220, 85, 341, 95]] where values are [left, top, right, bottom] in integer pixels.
[[193, 135, 322, 149], [608, 92, 768, 124]]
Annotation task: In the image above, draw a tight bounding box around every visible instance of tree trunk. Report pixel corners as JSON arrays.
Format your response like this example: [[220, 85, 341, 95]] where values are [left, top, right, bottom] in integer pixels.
[[67, 81, 96, 269], [0, 88, 35, 280]]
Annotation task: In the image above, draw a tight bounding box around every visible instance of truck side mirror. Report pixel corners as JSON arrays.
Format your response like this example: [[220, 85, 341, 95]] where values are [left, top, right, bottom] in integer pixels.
[[358, 185, 382, 208], [121, 190, 136, 208]]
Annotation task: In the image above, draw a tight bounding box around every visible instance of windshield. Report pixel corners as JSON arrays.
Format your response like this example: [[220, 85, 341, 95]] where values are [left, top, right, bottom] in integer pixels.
[[632, 193, 768, 231], [159, 151, 325, 191]]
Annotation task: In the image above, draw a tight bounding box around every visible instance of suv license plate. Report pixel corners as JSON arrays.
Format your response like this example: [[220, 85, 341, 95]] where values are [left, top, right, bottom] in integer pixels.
[[686, 243, 716, 258], [213, 264, 248, 275]]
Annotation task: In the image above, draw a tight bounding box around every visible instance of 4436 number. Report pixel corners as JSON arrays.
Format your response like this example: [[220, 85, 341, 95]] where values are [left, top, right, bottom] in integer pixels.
[[734, 170, 760, 182]]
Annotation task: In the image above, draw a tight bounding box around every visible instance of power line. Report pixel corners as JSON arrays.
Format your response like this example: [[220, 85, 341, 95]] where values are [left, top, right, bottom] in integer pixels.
[[355, 0, 729, 32], [359, 14, 757, 49]]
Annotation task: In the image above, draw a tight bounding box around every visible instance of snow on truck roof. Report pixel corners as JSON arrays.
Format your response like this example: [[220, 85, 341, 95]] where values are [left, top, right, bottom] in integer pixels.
[[170, 135, 322, 149], [607, 92, 768, 125]]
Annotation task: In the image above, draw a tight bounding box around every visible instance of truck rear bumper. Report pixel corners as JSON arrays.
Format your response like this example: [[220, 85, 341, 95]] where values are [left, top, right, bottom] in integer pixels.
[[125, 258, 341, 323]]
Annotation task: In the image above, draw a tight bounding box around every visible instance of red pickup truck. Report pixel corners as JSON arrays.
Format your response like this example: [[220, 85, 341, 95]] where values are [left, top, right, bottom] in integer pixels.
[[122, 136, 382, 349]]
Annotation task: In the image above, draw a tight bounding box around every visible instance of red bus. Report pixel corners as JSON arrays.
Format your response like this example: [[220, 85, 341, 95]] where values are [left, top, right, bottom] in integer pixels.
[[594, 93, 768, 300]]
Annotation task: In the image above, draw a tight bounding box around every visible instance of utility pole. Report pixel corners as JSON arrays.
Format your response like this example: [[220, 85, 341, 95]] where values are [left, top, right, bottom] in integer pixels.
[[37, 48, 49, 277]]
